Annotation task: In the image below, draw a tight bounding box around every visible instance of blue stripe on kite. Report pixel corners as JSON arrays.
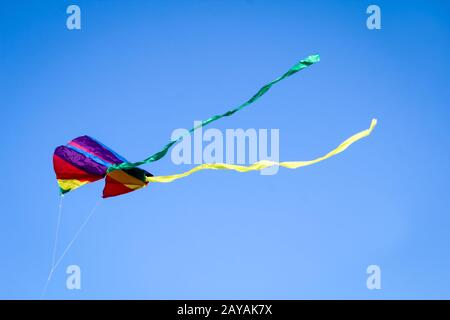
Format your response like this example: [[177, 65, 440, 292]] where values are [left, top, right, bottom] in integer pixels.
[[88, 136, 128, 163], [66, 145, 112, 168]]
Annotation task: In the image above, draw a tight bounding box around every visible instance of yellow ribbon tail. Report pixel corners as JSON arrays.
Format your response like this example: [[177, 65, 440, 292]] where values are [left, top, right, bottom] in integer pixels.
[[146, 119, 377, 184]]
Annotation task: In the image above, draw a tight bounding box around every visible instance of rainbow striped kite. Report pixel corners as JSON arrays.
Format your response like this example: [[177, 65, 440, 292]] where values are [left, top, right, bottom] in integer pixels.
[[52, 54, 377, 198], [53, 136, 152, 198]]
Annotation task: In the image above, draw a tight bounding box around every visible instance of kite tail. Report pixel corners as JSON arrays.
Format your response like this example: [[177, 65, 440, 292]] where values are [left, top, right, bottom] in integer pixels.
[[146, 119, 377, 183], [108, 54, 321, 173]]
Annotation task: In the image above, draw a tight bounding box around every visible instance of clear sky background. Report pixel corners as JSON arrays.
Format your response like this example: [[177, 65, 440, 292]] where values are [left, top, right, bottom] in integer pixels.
[[1, 0, 450, 299]]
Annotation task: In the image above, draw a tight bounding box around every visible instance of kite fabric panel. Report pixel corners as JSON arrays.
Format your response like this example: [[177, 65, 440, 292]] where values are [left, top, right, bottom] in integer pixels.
[[53, 135, 152, 198]]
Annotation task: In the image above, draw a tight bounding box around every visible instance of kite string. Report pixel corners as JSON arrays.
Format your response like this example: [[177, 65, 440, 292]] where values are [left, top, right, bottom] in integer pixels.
[[51, 196, 64, 268], [52, 199, 101, 272], [40, 199, 101, 299], [41, 196, 65, 299]]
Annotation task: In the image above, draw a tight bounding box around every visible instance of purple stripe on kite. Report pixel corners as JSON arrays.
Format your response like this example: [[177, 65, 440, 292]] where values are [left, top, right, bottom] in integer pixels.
[[54, 146, 108, 176], [89, 136, 128, 163], [69, 136, 125, 165]]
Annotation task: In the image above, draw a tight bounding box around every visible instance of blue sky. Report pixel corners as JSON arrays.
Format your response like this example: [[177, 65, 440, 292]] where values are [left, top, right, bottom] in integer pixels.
[[1, 0, 450, 299]]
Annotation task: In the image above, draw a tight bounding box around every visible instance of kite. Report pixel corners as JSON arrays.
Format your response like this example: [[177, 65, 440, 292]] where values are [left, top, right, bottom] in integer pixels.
[[53, 136, 153, 198], [52, 54, 377, 198]]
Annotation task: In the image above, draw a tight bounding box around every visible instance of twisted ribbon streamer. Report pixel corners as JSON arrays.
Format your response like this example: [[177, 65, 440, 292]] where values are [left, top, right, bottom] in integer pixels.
[[109, 54, 320, 172], [146, 119, 377, 183]]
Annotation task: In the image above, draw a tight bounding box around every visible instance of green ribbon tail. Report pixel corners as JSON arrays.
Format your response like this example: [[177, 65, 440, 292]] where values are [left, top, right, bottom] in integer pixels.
[[109, 54, 320, 172]]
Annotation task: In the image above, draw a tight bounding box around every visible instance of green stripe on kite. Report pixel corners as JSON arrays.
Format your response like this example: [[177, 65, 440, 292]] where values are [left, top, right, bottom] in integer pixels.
[[109, 54, 320, 172]]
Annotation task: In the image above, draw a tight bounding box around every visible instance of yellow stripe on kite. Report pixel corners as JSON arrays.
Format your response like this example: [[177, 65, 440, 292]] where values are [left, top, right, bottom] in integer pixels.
[[57, 179, 90, 191], [146, 119, 377, 184]]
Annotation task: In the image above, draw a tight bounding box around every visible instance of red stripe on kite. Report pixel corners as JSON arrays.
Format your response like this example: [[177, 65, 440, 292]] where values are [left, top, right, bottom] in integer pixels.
[[53, 154, 104, 182]]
